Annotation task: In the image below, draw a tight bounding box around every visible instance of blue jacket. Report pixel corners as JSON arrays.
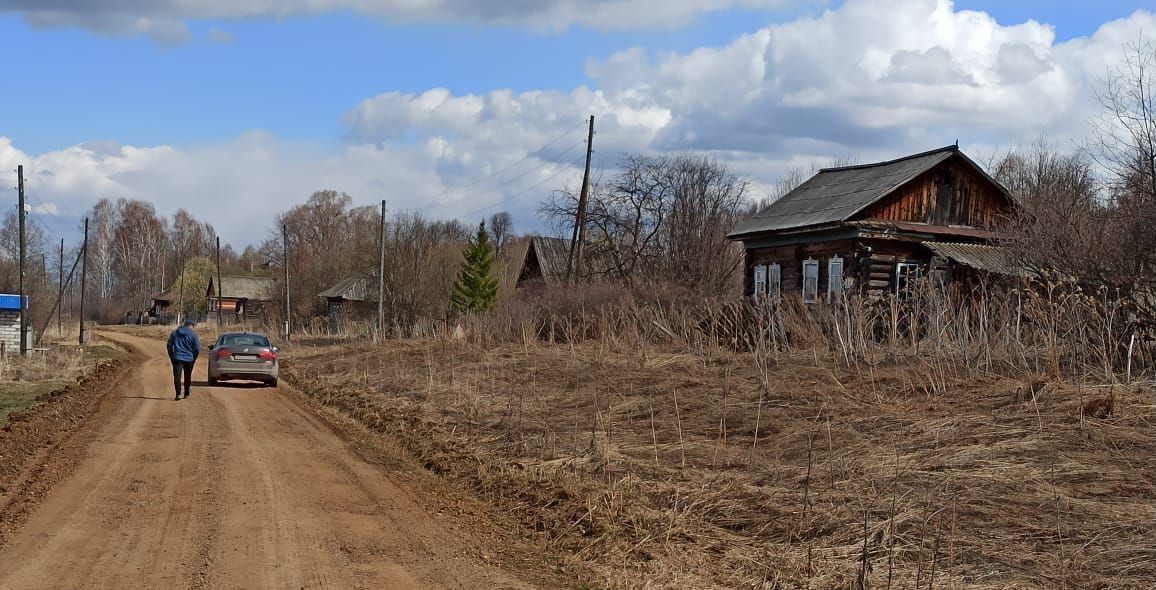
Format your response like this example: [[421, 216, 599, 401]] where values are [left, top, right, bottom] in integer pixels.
[[167, 326, 201, 362]]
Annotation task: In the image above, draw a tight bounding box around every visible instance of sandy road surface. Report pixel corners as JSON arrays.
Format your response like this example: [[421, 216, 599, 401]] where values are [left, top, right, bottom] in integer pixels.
[[0, 332, 537, 590]]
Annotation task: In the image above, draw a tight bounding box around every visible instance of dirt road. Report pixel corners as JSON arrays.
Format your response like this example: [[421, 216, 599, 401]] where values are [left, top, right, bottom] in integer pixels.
[[0, 332, 537, 590]]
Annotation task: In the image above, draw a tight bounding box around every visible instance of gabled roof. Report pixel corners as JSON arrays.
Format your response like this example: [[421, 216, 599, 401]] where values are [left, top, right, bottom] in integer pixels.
[[207, 275, 276, 300], [318, 274, 375, 301], [528, 236, 573, 282], [730, 146, 1007, 239]]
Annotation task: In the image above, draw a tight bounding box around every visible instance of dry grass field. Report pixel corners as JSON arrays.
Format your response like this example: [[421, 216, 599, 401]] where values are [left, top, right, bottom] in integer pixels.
[[0, 328, 125, 425], [284, 302, 1156, 589]]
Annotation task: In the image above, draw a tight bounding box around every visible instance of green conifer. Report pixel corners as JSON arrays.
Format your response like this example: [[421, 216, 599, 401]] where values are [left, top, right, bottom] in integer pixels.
[[451, 221, 499, 314]]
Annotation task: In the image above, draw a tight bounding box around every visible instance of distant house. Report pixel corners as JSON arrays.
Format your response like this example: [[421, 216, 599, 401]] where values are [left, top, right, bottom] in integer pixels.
[[206, 275, 276, 323], [0, 294, 25, 353], [148, 288, 176, 323], [510, 236, 573, 288], [728, 145, 1019, 300], [318, 274, 377, 321]]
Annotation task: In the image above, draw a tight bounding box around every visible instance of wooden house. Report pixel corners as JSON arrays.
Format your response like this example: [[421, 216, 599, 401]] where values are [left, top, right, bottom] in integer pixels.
[[206, 275, 275, 323], [318, 274, 377, 322], [728, 145, 1018, 300]]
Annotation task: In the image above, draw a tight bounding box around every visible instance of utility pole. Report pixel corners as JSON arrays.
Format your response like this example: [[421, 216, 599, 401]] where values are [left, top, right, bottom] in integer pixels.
[[17, 165, 27, 356], [377, 200, 386, 337], [566, 115, 595, 281], [282, 224, 291, 342], [215, 236, 223, 329], [58, 239, 63, 336], [79, 217, 88, 345]]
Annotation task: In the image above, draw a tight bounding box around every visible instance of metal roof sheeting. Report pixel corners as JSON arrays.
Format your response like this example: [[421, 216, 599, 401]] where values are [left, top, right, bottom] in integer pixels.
[[924, 242, 1030, 277], [730, 146, 961, 238]]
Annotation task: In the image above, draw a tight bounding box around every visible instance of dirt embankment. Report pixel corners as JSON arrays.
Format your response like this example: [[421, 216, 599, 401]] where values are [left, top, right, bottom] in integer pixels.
[[0, 349, 132, 547]]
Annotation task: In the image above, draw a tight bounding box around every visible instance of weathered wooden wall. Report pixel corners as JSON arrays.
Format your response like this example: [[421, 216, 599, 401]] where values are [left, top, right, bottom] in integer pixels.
[[744, 239, 933, 297], [859, 159, 1008, 228]]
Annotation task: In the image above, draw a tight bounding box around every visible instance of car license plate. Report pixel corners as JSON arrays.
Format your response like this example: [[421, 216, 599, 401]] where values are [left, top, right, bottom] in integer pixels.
[[234, 354, 258, 361]]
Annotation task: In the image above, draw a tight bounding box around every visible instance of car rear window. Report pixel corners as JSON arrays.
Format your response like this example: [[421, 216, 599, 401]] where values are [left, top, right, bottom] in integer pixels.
[[221, 334, 270, 347]]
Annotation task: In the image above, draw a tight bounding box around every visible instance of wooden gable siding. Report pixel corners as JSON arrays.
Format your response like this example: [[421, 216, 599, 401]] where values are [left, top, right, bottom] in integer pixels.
[[857, 158, 1008, 228]]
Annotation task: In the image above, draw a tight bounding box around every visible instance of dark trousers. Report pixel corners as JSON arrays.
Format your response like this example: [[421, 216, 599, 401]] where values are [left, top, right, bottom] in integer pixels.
[[171, 359, 194, 398]]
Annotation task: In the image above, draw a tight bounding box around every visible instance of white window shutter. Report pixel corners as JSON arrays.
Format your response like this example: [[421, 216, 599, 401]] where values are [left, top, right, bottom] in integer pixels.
[[828, 256, 844, 303], [802, 258, 819, 303], [753, 265, 767, 297], [768, 263, 781, 301]]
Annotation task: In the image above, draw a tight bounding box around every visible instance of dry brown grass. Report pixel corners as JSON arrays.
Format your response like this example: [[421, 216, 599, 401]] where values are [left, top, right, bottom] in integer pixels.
[[0, 334, 125, 424], [283, 286, 1156, 590]]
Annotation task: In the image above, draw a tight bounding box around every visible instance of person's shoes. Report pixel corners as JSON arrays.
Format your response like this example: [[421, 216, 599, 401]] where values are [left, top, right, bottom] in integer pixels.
[[174, 396, 181, 401], [183, 393, 190, 399]]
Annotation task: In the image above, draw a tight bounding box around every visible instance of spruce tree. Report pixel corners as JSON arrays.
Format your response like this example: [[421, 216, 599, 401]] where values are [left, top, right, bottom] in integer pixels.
[[451, 222, 499, 314]]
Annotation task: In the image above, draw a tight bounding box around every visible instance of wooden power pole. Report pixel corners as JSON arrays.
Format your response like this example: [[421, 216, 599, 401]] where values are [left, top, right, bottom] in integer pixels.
[[17, 165, 27, 356], [79, 217, 88, 345], [215, 236, 223, 329], [282, 224, 290, 342], [566, 116, 595, 281], [58, 238, 64, 336], [377, 199, 386, 336]]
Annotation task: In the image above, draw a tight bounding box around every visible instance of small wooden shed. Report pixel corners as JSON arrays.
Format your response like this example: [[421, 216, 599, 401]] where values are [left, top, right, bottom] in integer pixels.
[[206, 275, 275, 323], [728, 145, 1018, 300], [318, 274, 377, 321]]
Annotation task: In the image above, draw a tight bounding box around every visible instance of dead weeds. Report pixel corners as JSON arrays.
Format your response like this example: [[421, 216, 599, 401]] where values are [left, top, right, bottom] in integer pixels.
[[282, 335, 1156, 589]]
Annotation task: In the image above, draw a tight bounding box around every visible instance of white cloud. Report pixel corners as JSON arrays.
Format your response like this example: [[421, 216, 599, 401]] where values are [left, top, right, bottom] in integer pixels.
[[208, 27, 236, 44], [1, 0, 805, 38], [5, 0, 1155, 248]]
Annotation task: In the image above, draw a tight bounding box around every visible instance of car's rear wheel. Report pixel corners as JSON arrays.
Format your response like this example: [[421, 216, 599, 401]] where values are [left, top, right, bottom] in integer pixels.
[[267, 378, 278, 388], [208, 376, 218, 386]]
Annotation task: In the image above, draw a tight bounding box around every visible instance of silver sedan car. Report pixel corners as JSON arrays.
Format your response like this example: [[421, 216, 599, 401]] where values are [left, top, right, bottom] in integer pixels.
[[207, 332, 280, 387]]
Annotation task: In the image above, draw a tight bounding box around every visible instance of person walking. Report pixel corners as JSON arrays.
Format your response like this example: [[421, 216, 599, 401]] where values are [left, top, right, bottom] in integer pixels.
[[167, 319, 201, 401]]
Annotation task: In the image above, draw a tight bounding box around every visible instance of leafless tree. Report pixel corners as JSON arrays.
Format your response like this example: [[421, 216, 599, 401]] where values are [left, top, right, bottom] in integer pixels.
[[992, 139, 1112, 279], [543, 153, 750, 295], [1088, 39, 1156, 286], [487, 211, 514, 254]]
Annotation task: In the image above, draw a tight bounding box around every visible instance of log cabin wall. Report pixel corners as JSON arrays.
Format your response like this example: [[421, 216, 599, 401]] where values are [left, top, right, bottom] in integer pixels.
[[858, 159, 1008, 228], [744, 239, 861, 297]]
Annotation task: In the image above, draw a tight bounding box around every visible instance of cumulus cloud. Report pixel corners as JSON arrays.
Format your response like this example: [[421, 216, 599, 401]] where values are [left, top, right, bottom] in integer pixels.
[[0, 0, 802, 38], [6, 0, 1156, 247]]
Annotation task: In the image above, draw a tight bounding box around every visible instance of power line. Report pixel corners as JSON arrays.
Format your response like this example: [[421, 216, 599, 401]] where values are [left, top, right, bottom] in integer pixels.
[[412, 119, 587, 210], [422, 138, 586, 213], [458, 153, 588, 220]]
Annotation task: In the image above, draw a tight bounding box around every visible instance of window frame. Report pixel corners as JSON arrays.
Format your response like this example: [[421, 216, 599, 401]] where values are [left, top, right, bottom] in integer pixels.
[[895, 261, 924, 300], [827, 256, 844, 303], [802, 258, 819, 304], [768, 263, 782, 301], [753, 264, 767, 298]]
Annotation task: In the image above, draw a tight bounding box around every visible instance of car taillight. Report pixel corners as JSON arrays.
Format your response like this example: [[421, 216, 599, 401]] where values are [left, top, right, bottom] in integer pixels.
[[259, 350, 277, 361], [215, 348, 231, 359]]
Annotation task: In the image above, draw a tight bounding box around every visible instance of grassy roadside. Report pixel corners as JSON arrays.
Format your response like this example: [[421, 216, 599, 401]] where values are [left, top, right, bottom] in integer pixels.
[[0, 341, 126, 425]]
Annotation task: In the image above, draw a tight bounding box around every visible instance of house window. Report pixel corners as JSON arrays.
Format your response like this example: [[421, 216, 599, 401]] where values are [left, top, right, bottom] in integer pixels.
[[827, 256, 844, 303], [768, 263, 781, 301], [802, 258, 819, 303], [753, 265, 767, 297], [895, 262, 923, 299]]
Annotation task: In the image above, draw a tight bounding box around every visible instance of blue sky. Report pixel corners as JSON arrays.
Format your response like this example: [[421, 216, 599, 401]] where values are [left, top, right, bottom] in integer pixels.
[[0, 0, 1152, 247]]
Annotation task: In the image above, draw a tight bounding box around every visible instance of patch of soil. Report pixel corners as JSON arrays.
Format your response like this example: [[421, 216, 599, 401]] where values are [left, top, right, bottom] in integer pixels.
[[0, 357, 133, 548]]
